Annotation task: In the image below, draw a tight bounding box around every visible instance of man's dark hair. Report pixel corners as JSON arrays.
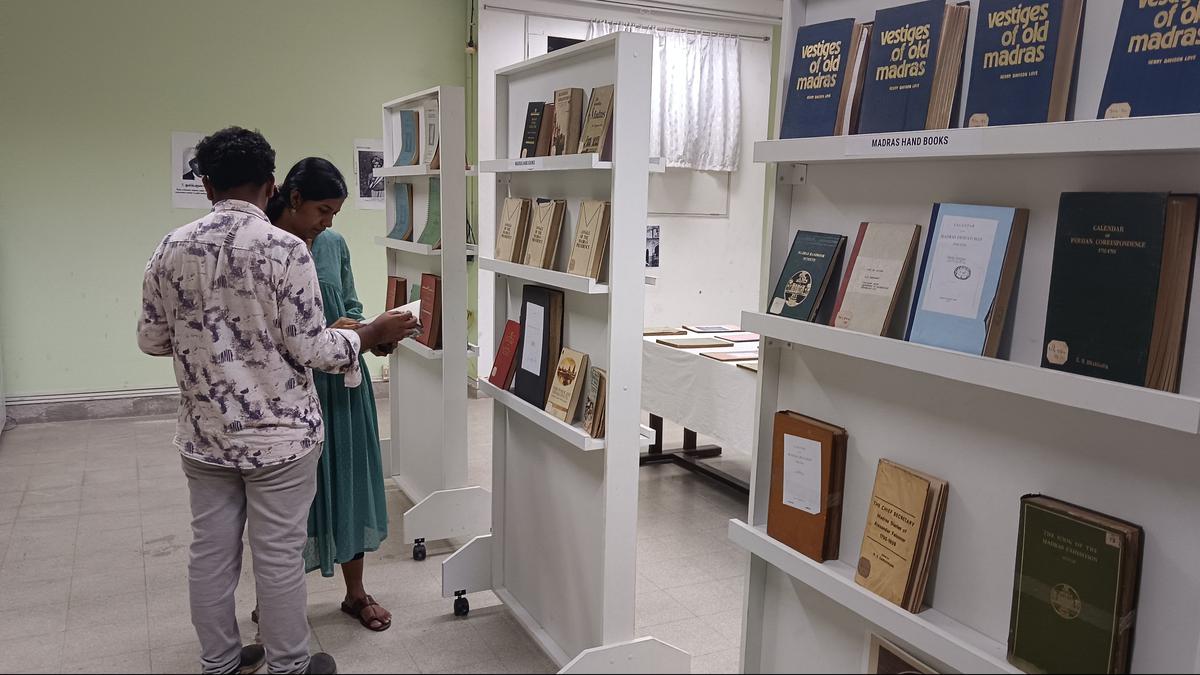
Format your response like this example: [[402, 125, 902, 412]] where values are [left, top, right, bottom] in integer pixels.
[[193, 126, 276, 191]]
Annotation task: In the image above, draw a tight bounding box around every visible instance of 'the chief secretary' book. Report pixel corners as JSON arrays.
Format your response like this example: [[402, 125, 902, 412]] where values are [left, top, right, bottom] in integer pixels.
[[1099, 0, 1200, 119], [780, 18, 873, 138]]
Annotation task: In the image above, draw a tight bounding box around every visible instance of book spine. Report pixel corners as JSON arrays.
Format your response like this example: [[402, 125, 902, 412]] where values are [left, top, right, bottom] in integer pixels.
[[830, 222, 869, 326], [520, 103, 544, 158], [417, 274, 438, 348], [905, 204, 941, 341]]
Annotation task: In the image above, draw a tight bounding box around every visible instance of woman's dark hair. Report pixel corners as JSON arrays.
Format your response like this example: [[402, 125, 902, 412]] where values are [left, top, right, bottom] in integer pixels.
[[193, 126, 275, 191], [266, 157, 349, 223]]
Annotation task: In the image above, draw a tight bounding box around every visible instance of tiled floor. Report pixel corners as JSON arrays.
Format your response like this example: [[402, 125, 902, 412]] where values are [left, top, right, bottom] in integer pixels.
[[0, 397, 749, 674]]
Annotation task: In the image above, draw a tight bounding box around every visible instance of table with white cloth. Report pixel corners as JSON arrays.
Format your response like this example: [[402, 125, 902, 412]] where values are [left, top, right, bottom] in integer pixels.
[[640, 330, 758, 493]]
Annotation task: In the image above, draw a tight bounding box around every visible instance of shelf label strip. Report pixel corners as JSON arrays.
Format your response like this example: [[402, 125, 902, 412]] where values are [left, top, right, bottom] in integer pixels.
[[844, 129, 983, 157]]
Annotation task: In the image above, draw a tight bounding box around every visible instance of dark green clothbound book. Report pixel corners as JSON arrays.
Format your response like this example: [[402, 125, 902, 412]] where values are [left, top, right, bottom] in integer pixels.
[[1008, 495, 1143, 674], [767, 230, 845, 324]]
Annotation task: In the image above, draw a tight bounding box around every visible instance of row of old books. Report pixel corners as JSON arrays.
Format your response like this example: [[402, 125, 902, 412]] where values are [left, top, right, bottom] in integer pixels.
[[390, 98, 441, 167], [644, 325, 760, 363], [768, 192, 1200, 392], [386, 180, 442, 247], [495, 197, 610, 280], [519, 85, 615, 160], [782, 0, 1200, 139], [385, 273, 442, 349], [768, 411, 1144, 674], [487, 285, 607, 439]]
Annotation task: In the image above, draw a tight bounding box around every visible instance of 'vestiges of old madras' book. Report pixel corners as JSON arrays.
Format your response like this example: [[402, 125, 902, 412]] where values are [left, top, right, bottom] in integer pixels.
[[535, 103, 555, 157], [545, 348, 590, 423], [1099, 0, 1200, 119], [781, 18, 873, 138], [489, 320, 522, 389], [415, 273, 442, 349], [416, 177, 441, 248], [831, 223, 922, 337], [768, 230, 846, 324], [385, 276, 408, 311], [1042, 192, 1199, 392], [567, 200, 610, 279], [1008, 495, 1143, 674], [388, 183, 414, 241], [581, 366, 607, 438], [857, 0, 971, 133], [393, 109, 420, 166], [513, 285, 564, 409], [964, 0, 1085, 127], [523, 199, 567, 269], [768, 411, 848, 563], [906, 203, 1029, 357], [495, 197, 532, 263], [578, 85, 615, 160], [550, 88, 585, 156], [855, 459, 947, 612], [520, 102, 546, 158]]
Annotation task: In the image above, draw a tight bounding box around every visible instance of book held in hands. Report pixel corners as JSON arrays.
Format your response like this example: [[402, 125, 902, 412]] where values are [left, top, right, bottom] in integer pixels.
[[415, 273, 442, 349]]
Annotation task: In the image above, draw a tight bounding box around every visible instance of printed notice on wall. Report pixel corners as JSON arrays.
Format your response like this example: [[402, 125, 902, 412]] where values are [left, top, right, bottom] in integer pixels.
[[353, 138, 385, 210], [782, 434, 822, 515], [922, 216, 998, 319], [172, 132, 209, 209], [520, 303, 545, 374]]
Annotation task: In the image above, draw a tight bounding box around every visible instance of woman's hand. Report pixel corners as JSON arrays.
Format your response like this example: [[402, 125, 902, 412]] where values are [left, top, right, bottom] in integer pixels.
[[370, 344, 397, 357], [331, 317, 362, 330]]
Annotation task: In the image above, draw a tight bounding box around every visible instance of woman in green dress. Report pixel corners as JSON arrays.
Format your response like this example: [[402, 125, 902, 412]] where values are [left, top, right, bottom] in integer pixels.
[[265, 157, 400, 631]]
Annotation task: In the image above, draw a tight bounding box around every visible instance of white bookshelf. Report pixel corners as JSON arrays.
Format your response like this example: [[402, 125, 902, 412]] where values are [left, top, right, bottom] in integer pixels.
[[736, 2, 1200, 674], [442, 33, 687, 673], [376, 86, 489, 562]]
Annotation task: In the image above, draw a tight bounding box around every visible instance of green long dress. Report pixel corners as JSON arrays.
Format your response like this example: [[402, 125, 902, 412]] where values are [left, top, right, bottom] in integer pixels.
[[304, 229, 389, 577]]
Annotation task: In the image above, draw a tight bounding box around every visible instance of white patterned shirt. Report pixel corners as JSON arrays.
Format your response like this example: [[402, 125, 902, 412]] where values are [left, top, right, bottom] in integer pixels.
[[138, 200, 361, 468]]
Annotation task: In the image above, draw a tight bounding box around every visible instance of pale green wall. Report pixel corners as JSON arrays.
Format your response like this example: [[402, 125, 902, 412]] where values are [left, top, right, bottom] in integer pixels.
[[0, 0, 469, 397]]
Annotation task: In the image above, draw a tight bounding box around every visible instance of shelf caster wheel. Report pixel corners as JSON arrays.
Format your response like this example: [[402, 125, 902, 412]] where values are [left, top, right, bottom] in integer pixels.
[[453, 591, 470, 617], [413, 539, 427, 561]]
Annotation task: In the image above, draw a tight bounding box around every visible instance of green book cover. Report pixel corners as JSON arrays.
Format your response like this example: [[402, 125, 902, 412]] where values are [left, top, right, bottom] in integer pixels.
[[417, 177, 441, 247], [1008, 496, 1139, 674], [387, 183, 413, 241]]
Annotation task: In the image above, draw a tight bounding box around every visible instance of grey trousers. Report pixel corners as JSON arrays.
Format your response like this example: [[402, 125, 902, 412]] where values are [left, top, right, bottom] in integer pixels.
[[182, 447, 322, 674]]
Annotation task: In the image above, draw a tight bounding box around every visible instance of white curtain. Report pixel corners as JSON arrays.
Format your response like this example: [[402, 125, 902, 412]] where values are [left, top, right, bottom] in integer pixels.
[[587, 21, 741, 172]]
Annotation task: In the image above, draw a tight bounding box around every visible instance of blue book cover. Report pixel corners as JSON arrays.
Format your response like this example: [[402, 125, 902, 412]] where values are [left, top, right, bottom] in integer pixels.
[[906, 203, 1028, 356], [417, 177, 441, 247], [1098, 0, 1200, 118], [780, 18, 857, 138], [393, 110, 419, 166], [964, 0, 1085, 126], [388, 183, 413, 241], [857, 0, 950, 133]]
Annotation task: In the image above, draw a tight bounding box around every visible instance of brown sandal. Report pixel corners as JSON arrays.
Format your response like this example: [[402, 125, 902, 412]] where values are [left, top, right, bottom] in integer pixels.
[[340, 594, 392, 632]]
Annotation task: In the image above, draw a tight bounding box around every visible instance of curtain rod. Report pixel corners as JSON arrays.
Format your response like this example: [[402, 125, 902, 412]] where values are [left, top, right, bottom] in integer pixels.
[[481, 3, 773, 42]]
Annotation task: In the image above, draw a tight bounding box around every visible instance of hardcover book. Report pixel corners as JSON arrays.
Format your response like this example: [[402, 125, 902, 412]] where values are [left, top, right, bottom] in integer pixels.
[[767, 411, 847, 562], [520, 102, 546, 158], [416, 177, 442, 248], [868, 635, 938, 674], [388, 183, 414, 241], [1041, 192, 1199, 391], [567, 200, 610, 279], [906, 203, 1029, 357], [702, 350, 759, 362], [495, 197, 532, 263], [578, 85, 615, 159], [551, 88, 585, 156], [1008, 495, 1143, 674], [392, 109, 420, 166], [831, 223, 923, 337], [581, 366, 607, 438], [643, 327, 687, 337], [489, 320, 522, 389], [964, 0, 1086, 127], [781, 18, 874, 138], [545, 348, 590, 423], [536, 103, 555, 157], [768, 230, 847, 323], [513, 285, 565, 409], [715, 332, 760, 343], [857, 0, 971, 133], [737, 361, 760, 373], [855, 459, 948, 612], [683, 324, 740, 333], [523, 199, 567, 269], [656, 337, 732, 349], [1099, 0, 1200, 119], [385, 276, 408, 311], [415, 273, 442, 349]]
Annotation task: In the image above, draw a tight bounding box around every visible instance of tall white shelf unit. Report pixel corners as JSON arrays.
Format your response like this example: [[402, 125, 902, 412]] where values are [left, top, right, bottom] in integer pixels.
[[735, 2, 1200, 673], [442, 33, 687, 673], [375, 86, 489, 561]]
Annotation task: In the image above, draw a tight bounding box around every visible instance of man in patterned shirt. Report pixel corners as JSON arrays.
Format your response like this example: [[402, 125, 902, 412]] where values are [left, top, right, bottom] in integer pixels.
[[138, 127, 416, 675]]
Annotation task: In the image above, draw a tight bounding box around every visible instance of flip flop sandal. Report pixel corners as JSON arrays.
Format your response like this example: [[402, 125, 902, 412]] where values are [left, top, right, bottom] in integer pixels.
[[340, 594, 392, 632]]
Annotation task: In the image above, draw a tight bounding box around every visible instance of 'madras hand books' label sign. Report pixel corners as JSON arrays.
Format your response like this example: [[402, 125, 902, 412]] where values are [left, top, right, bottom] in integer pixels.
[[1099, 0, 1200, 118], [844, 128, 983, 156]]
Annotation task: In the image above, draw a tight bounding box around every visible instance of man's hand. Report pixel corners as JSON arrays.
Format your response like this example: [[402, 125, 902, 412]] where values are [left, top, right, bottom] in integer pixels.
[[356, 311, 420, 351], [331, 317, 362, 330], [370, 343, 396, 356]]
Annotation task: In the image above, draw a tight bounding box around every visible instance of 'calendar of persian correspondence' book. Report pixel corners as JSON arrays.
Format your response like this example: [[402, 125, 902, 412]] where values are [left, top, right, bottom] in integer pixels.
[[416, 177, 442, 248], [551, 88, 585, 156], [513, 285, 564, 409], [1008, 495, 1143, 674], [781, 18, 873, 138], [857, 0, 971, 134], [495, 197, 532, 263], [767, 411, 847, 563], [489, 320, 522, 389], [964, 0, 1085, 127], [1099, 0, 1200, 119], [831, 223, 922, 337], [523, 199, 567, 269], [388, 183, 414, 241], [578, 85, 615, 160], [768, 230, 846, 324], [906, 203, 1029, 357], [392, 109, 420, 166], [415, 274, 442, 349], [567, 200, 610, 280], [520, 103, 546, 158], [545, 348, 590, 423], [1041, 192, 1199, 392]]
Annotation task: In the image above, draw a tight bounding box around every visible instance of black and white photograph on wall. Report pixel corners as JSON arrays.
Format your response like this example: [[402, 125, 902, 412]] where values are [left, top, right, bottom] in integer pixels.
[[170, 131, 209, 209], [353, 138, 385, 210], [646, 224, 660, 268]]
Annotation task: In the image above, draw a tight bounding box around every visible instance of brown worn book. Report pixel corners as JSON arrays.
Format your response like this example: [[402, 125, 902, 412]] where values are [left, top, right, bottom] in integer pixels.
[[767, 411, 847, 563], [831, 222, 922, 337], [656, 337, 731, 349], [567, 200, 610, 279], [581, 366, 607, 437], [495, 197, 532, 262], [578, 85, 614, 156], [701, 350, 759, 362], [385, 276, 408, 311], [551, 88, 585, 156], [522, 199, 567, 269], [545, 348, 590, 423], [643, 327, 687, 337], [737, 361, 759, 373], [855, 459, 947, 612], [415, 273, 442, 349], [535, 102, 555, 157]]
